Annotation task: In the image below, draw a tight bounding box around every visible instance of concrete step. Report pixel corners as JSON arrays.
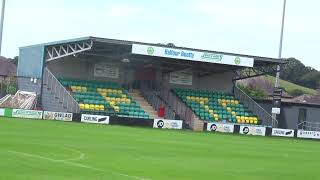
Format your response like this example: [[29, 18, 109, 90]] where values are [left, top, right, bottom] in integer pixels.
[[129, 89, 159, 119]]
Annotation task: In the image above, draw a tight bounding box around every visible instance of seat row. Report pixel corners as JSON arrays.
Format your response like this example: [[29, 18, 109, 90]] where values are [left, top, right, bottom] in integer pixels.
[[173, 88, 260, 125]]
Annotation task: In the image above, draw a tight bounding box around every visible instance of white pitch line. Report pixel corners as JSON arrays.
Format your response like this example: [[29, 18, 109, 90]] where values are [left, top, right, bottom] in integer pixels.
[[57, 146, 86, 162], [8, 150, 151, 180]]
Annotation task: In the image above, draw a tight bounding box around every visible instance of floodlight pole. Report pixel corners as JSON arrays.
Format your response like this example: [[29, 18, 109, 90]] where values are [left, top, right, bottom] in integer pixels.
[[272, 0, 286, 127], [0, 0, 5, 55]]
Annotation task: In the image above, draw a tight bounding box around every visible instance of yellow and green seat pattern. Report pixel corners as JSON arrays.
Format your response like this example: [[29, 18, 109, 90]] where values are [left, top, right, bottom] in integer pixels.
[[59, 78, 150, 119], [174, 88, 260, 125]]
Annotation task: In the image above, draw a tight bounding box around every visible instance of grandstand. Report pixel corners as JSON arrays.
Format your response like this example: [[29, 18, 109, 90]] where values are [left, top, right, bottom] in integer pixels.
[[17, 37, 286, 130]]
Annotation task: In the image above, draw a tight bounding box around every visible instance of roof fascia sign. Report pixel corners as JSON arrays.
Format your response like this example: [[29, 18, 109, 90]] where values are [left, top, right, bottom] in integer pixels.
[[132, 44, 254, 67]]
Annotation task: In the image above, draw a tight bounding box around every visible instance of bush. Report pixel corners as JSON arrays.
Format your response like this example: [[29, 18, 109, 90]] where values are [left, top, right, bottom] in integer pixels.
[[238, 85, 267, 99], [288, 89, 305, 97]]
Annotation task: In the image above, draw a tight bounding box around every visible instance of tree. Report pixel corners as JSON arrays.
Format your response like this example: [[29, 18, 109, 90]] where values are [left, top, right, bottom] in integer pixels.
[[278, 57, 319, 89]]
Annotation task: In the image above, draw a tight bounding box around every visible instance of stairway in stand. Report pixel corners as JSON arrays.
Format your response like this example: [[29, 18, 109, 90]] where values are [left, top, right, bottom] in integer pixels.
[[129, 89, 159, 119]]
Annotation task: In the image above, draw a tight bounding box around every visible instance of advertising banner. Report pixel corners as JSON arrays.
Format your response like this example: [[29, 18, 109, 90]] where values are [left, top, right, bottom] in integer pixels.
[[43, 111, 73, 121], [297, 130, 320, 139], [153, 119, 183, 129], [132, 44, 254, 67], [12, 109, 43, 119], [94, 63, 119, 79], [272, 128, 294, 138], [207, 123, 234, 133], [0, 108, 4, 116], [239, 126, 266, 136], [169, 71, 193, 86], [81, 114, 110, 124]]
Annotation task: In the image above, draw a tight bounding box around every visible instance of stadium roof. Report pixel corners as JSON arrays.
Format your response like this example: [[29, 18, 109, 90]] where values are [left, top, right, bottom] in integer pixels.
[[20, 36, 286, 65], [19, 36, 287, 80]]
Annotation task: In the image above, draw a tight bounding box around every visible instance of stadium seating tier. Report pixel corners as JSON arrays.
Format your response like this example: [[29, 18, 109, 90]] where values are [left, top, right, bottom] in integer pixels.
[[174, 88, 261, 125], [59, 78, 150, 119]]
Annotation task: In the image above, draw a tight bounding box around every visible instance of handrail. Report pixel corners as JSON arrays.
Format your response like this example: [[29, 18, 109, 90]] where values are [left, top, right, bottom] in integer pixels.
[[140, 82, 175, 120], [297, 121, 320, 131], [43, 68, 80, 113], [153, 83, 195, 127], [234, 85, 278, 127]]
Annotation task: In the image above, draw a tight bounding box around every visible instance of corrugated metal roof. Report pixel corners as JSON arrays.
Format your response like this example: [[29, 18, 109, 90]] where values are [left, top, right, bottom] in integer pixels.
[[19, 36, 287, 64]]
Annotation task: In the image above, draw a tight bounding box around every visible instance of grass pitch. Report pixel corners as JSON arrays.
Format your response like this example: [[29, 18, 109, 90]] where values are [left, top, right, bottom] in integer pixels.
[[0, 117, 319, 180]]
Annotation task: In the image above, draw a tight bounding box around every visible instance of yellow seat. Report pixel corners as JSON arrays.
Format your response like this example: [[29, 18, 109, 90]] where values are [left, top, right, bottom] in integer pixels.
[[125, 99, 131, 103], [114, 106, 120, 112], [70, 86, 77, 92], [100, 89, 106, 93], [231, 111, 236, 116], [209, 110, 214, 114], [105, 97, 111, 101], [121, 94, 127, 98], [85, 104, 90, 110], [222, 103, 227, 107], [79, 104, 85, 109], [89, 104, 95, 110], [117, 90, 122, 94], [81, 87, 87, 92], [234, 100, 239, 105], [94, 105, 100, 111], [109, 101, 115, 106]]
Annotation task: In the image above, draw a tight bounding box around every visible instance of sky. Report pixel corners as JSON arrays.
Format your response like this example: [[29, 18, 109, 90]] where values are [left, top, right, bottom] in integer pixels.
[[1, 0, 320, 70]]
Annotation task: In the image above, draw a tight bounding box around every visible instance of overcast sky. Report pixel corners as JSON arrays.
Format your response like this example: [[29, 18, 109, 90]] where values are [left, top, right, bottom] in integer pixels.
[[1, 0, 319, 70]]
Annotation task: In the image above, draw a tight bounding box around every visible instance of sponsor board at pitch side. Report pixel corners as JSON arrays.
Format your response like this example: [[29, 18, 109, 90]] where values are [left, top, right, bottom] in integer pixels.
[[207, 123, 234, 133], [239, 126, 266, 136], [297, 130, 320, 139], [272, 128, 295, 138], [153, 119, 183, 129], [0, 108, 4, 116], [12, 109, 43, 119], [81, 114, 110, 124], [43, 111, 73, 121]]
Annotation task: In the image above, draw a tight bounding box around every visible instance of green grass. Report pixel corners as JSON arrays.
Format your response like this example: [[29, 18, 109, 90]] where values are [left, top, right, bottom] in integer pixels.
[[1, 117, 320, 180], [265, 75, 317, 95]]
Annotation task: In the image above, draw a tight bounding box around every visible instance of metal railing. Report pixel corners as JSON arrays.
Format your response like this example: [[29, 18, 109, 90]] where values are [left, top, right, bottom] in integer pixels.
[[154, 84, 195, 127], [297, 121, 320, 131], [43, 68, 80, 113], [140, 83, 175, 120], [234, 85, 278, 127]]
